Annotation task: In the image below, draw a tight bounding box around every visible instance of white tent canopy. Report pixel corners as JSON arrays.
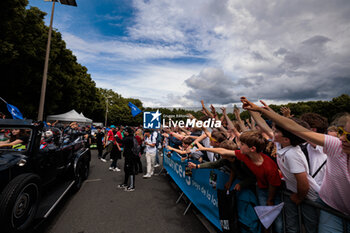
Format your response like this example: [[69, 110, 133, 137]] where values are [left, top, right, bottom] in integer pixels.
[[79, 112, 93, 123], [46, 109, 92, 123]]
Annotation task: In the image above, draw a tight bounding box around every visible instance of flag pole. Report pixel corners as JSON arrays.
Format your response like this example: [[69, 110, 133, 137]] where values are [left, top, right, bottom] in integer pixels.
[[0, 97, 8, 104], [38, 0, 56, 121]]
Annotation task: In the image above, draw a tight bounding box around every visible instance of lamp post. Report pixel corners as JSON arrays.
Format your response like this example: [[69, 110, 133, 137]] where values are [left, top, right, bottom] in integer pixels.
[[104, 96, 112, 127], [38, 0, 77, 121]]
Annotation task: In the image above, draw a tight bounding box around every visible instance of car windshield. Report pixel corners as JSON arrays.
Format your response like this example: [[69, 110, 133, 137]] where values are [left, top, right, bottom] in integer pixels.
[[0, 127, 32, 152]]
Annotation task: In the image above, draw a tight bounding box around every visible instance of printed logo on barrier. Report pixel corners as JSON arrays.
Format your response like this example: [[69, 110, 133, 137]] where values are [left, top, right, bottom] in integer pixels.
[[143, 110, 161, 129]]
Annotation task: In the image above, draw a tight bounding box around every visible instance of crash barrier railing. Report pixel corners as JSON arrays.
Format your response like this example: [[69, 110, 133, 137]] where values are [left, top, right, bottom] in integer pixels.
[[162, 148, 350, 232], [280, 190, 350, 233], [163, 148, 228, 231]]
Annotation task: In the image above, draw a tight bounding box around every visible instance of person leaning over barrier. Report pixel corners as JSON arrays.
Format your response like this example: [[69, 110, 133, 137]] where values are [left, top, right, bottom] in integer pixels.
[[167, 137, 204, 163], [188, 140, 256, 192], [240, 96, 350, 233]]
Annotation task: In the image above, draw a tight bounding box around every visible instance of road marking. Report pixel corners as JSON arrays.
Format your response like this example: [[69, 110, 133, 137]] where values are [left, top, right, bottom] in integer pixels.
[[85, 179, 102, 183]]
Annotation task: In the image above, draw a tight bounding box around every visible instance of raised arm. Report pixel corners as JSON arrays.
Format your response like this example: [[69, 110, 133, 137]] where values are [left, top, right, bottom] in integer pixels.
[[169, 132, 185, 141], [241, 97, 325, 146], [248, 110, 274, 139], [192, 132, 209, 146], [179, 127, 191, 135], [210, 104, 220, 121], [221, 107, 235, 132], [201, 100, 215, 118], [167, 145, 189, 155], [234, 106, 248, 132], [195, 142, 236, 156]]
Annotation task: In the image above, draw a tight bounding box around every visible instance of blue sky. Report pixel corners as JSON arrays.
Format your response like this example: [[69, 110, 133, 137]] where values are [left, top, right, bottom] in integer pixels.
[[28, 0, 350, 108]]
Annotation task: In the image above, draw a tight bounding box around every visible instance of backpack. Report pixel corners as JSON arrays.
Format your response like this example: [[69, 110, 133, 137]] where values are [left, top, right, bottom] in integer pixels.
[[156, 131, 163, 147], [132, 136, 141, 157], [300, 143, 327, 178]]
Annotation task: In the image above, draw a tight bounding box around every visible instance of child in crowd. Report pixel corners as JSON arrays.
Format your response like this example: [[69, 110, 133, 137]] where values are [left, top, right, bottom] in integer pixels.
[[196, 130, 283, 233]]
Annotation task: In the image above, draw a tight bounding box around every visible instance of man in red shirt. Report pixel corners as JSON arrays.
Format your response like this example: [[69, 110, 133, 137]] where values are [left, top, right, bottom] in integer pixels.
[[101, 125, 120, 170]]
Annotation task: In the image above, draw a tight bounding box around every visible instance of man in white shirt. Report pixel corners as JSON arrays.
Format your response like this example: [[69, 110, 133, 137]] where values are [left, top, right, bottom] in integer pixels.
[[300, 113, 329, 187], [143, 129, 157, 178], [274, 122, 320, 233]]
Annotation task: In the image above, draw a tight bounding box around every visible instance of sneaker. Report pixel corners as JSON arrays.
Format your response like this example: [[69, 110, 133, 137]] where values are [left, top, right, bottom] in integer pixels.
[[143, 174, 151, 178], [150, 171, 154, 176], [125, 186, 135, 192], [109, 167, 113, 171], [100, 158, 107, 162], [110, 159, 113, 161], [118, 184, 128, 189], [154, 164, 160, 168], [113, 167, 121, 172]]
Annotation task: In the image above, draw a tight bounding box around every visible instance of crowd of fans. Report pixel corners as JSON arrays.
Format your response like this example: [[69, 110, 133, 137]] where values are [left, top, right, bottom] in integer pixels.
[[1, 95, 349, 233], [162, 98, 349, 233]]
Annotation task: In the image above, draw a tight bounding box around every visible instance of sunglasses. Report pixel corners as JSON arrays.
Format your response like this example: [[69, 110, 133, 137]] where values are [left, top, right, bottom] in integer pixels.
[[337, 127, 350, 143], [209, 136, 217, 142]]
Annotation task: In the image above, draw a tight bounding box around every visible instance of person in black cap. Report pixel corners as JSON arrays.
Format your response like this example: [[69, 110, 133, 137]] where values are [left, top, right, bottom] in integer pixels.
[[117, 127, 136, 191]]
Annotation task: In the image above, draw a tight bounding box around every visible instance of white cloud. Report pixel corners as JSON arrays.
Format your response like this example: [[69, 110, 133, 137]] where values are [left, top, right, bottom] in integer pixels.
[[53, 0, 350, 107], [126, 0, 350, 104]]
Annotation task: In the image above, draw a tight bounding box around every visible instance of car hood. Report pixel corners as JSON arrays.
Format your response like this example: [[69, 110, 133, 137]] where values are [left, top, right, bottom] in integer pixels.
[[0, 152, 26, 171]]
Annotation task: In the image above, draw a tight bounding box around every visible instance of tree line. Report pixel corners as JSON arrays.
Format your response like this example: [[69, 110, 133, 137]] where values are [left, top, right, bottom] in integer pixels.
[[1, 0, 348, 126]]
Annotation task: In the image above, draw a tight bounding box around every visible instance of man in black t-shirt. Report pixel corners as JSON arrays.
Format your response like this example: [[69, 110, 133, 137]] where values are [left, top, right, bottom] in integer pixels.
[[117, 127, 135, 191], [95, 127, 104, 159]]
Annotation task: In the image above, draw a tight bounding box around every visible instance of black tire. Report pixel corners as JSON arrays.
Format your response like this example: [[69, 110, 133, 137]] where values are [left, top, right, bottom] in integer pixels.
[[72, 161, 84, 192], [83, 160, 90, 180], [0, 173, 41, 233]]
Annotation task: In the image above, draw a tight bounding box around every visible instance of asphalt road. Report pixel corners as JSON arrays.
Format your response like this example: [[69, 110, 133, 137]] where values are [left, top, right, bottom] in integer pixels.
[[39, 150, 210, 233]]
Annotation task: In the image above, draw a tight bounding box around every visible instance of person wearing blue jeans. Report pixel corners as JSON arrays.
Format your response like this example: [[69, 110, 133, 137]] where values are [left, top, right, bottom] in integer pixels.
[[257, 188, 283, 233], [317, 198, 350, 233]]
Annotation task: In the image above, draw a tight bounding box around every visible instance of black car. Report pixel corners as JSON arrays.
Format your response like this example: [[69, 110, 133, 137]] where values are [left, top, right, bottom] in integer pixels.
[[0, 119, 90, 232]]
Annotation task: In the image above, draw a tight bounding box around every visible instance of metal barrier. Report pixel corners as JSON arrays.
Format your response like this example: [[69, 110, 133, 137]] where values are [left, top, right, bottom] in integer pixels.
[[281, 190, 350, 233]]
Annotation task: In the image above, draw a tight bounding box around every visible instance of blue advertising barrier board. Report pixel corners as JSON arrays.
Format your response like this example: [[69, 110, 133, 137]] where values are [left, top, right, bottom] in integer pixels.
[[163, 149, 230, 231]]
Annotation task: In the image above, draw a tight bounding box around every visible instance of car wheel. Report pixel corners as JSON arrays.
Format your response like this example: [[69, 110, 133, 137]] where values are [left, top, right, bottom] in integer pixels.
[[0, 173, 41, 233], [82, 160, 90, 180], [72, 161, 84, 192]]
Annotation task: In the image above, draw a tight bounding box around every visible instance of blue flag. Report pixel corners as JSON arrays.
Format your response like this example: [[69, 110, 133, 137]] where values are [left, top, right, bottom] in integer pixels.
[[7, 103, 23, 119], [128, 102, 142, 117]]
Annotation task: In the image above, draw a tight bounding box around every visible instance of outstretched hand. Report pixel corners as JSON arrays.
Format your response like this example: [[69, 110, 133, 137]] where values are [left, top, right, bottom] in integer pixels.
[[233, 105, 240, 116], [240, 97, 262, 112], [195, 141, 205, 151], [220, 107, 226, 115], [188, 162, 197, 169], [210, 104, 216, 115], [280, 106, 294, 118]]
